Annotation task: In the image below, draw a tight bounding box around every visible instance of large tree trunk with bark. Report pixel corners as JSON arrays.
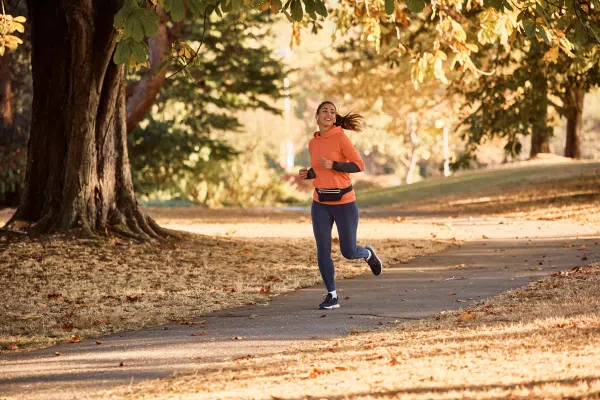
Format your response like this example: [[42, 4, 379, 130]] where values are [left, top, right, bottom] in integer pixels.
[[564, 85, 584, 159], [7, 0, 167, 240], [0, 53, 13, 130]]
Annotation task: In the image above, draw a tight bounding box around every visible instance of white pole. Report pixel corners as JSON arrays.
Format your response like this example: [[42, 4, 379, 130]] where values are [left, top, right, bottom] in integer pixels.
[[443, 125, 451, 177]]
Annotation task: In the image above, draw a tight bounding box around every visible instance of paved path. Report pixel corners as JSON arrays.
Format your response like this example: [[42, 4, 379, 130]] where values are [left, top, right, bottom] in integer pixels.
[[1, 218, 599, 400]]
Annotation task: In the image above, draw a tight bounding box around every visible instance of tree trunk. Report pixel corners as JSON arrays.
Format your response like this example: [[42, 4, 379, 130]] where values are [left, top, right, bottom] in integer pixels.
[[529, 43, 551, 159], [0, 52, 13, 130], [529, 85, 551, 158], [126, 11, 183, 133], [564, 85, 584, 159], [8, 0, 167, 240]]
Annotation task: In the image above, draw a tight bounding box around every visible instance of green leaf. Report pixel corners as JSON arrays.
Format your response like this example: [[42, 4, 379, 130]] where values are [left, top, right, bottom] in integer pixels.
[[574, 20, 589, 45], [189, 0, 208, 15], [125, 14, 145, 41], [314, 0, 327, 17], [405, 0, 426, 13], [222, 0, 232, 13], [131, 41, 148, 63], [290, 0, 303, 21], [385, 0, 394, 15], [304, 0, 316, 19], [114, 40, 132, 64], [137, 8, 160, 37], [523, 20, 535, 38], [169, 0, 186, 21], [113, 0, 135, 28]]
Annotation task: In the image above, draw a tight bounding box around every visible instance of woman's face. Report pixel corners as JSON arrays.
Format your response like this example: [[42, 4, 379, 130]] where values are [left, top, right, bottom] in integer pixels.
[[316, 103, 336, 129]]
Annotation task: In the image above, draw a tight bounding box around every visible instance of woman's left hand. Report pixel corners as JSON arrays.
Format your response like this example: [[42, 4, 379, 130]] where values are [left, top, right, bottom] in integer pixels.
[[319, 156, 334, 170]]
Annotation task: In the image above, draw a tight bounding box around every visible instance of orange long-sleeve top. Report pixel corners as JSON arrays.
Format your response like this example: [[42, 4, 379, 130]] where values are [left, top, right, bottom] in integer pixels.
[[309, 125, 365, 205]]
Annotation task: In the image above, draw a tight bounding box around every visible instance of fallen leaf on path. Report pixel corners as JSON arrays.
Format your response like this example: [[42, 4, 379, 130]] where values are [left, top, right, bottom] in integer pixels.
[[96, 341, 103, 345], [191, 331, 207, 336], [449, 292, 456, 296], [119, 362, 124, 367], [482, 235, 489, 239], [320, 314, 327, 318], [390, 357, 401, 366], [68, 335, 81, 343], [7, 343, 18, 351], [177, 321, 206, 325], [233, 336, 245, 340], [55, 352, 61, 356], [458, 313, 474, 322], [248, 314, 257, 319], [345, 296, 350, 300], [308, 368, 326, 379]]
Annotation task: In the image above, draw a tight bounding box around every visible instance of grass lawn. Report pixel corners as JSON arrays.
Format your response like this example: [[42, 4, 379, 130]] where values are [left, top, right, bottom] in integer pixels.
[[357, 160, 600, 225]]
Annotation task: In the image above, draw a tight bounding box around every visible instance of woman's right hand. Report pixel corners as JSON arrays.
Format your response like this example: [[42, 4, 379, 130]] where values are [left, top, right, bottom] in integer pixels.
[[299, 167, 308, 179]]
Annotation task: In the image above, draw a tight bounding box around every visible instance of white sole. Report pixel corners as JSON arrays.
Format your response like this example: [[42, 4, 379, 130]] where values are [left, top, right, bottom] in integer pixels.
[[319, 304, 340, 309]]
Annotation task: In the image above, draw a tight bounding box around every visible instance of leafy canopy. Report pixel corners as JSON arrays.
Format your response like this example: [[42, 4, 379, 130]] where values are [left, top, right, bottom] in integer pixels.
[[113, 0, 600, 85]]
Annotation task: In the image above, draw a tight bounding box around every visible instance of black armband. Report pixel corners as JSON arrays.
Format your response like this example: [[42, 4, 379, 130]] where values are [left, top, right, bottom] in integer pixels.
[[332, 161, 361, 173]]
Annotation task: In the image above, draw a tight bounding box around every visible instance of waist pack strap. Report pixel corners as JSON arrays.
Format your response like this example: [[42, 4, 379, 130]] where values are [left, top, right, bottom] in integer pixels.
[[315, 184, 353, 195]]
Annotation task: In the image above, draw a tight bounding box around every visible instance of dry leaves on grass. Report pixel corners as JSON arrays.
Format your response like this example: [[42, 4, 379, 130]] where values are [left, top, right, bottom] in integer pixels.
[[409, 169, 600, 225], [0, 229, 446, 352], [94, 264, 600, 400]]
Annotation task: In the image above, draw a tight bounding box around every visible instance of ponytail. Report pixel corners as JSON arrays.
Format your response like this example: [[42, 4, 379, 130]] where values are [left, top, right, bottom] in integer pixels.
[[335, 111, 363, 132], [317, 101, 364, 132]]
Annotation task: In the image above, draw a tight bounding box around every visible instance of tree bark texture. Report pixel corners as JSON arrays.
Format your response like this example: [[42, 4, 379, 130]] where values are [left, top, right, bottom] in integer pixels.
[[564, 85, 584, 159], [10, 0, 167, 239], [0, 52, 13, 130]]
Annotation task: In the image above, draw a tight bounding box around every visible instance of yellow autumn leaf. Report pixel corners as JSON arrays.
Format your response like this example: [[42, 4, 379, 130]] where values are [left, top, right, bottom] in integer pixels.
[[543, 46, 559, 63]]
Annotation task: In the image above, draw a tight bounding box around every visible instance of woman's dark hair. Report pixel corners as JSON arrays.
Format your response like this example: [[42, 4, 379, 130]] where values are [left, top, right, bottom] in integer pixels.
[[316, 101, 364, 132]]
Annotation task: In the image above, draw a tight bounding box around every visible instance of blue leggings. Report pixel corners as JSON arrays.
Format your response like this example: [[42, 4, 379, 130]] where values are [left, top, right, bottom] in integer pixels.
[[311, 201, 370, 292]]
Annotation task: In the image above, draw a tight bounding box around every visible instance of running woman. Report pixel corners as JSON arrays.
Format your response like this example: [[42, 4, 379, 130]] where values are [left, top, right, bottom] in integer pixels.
[[299, 101, 383, 310]]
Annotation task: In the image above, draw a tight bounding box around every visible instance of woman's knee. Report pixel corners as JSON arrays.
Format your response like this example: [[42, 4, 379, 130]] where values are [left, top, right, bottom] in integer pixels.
[[340, 245, 358, 259]]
